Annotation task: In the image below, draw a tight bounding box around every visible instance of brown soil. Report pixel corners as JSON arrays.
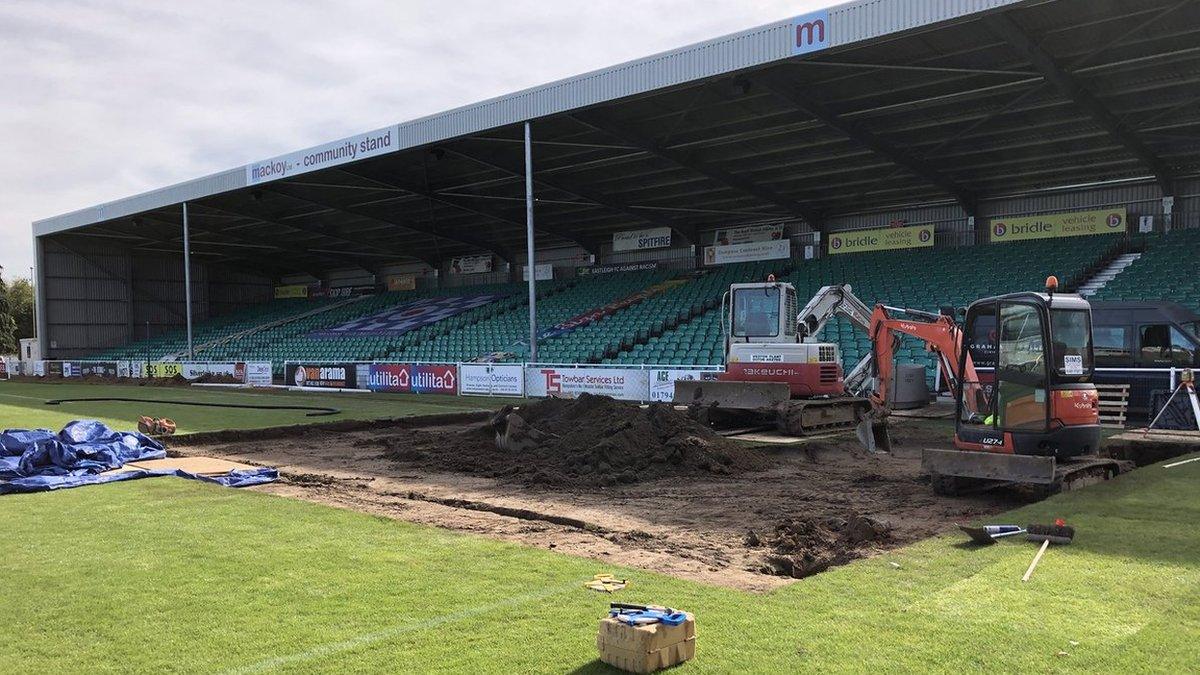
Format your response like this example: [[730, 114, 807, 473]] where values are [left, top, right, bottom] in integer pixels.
[[751, 513, 893, 578], [173, 402, 1029, 592], [360, 394, 770, 488]]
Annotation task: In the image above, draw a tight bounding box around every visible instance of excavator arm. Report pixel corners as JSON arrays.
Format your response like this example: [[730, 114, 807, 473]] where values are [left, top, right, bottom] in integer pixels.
[[796, 284, 873, 338], [867, 305, 978, 413], [793, 284, 978, 413]]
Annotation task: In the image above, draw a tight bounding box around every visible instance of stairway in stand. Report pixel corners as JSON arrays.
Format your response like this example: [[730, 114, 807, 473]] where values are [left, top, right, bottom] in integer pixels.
[[1077, 253, 1141, 297]]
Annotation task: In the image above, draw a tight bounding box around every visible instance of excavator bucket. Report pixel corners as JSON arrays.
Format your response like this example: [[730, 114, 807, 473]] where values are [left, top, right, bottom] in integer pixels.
[[672, 380, 791, 410]]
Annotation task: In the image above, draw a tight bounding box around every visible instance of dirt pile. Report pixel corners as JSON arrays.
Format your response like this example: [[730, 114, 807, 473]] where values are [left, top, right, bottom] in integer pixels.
[[750, 513, 892, 578], [372, 393, 770, 488]]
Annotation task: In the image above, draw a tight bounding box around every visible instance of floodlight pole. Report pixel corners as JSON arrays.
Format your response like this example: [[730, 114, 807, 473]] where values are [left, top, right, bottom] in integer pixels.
[[182, 202, 194, 361], [524, 121, 538, 362]]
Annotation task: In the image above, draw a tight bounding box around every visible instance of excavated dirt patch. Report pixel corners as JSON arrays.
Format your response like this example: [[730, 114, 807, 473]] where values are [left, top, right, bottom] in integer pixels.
[[173, 408, 1032, 591], [362, 394, 770, 488]]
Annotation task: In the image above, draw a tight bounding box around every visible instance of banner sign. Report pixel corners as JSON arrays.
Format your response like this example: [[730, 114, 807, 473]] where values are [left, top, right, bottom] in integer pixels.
[[0, 359, 7, 379], [613, 227, 672, 252], [310, 285, 369, 299], [827, 225, 934, 255], [792, 9, 830, 55], [246, 126, 397, 185], [363, 363, 458, 394], [450, 254, 493, 275], [62, 361, 119, 378], [704, 239, 790, 265], [540, 279, 686, 340], [522, 264, 554, 282], [287, 363, 357, 389], [989, 208, 1127, 242], [244, 362, 273, 386], [313, 294, 505, 337], [274, 284, 309, 299], [712, 223, 784, 246], [576, 262, 659, 276], [648, 369, 721, 402], [146, 362, 183, 379], [459, 364, 525, 396], [141, 362, 246, 380], [47, 361, 64, 378], [385, 274, 418, 292], [525, 367, 650, 401]]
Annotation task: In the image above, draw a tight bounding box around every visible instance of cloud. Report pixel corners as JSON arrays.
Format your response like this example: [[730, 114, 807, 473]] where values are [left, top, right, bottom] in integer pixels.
[[0, 0, 825, 278]]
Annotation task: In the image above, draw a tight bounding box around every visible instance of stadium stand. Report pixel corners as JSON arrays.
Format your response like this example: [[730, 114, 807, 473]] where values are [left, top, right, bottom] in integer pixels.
[[394, 269, 678, 364], [1089, 228, 1200, 313], [93, 235, 1125, 377], [95, 296, 345, 361], [197, 282, 543, 375]]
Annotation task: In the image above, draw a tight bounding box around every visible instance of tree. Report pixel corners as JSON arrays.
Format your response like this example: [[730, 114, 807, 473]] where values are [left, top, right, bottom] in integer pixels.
[[10, 277, 34, 340], [0, 270, 16, 354]]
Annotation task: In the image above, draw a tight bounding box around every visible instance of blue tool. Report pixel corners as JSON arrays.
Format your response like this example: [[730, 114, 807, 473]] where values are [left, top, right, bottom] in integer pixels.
[[609, 606, 688, 626]]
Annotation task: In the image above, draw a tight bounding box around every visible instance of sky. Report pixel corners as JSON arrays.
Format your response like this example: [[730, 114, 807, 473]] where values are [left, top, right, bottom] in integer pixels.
[[0, 0, 830, 280]]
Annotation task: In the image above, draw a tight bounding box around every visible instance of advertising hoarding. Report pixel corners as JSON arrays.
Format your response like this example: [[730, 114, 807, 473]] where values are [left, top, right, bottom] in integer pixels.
[[827, 225, 934, 255], [989, 208, 1127, 242], [524, 367, 650, 401], [703, 239, 790, 265], [450, 254, 493, 274], [362, 363, 458, 394], [287, 363, 357, 389], [712, 223, 784, 246], [459, 364, 524, 396], [648, 369, 721, 402], [613, 227, 672, 252]]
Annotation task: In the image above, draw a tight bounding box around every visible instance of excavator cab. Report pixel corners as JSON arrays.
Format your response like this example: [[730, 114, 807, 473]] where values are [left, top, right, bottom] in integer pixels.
[[950, 283, 1100, 462], [726, 281, 799, 345]]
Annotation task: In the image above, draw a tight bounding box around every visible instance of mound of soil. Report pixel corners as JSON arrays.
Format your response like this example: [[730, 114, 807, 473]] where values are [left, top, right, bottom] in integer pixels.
[[371, 394, 770, 488], [749, 513, 892, 578]]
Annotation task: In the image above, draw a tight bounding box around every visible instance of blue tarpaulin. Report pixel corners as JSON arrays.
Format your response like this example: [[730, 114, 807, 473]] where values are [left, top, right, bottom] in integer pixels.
[[1, 420, 276, 495]]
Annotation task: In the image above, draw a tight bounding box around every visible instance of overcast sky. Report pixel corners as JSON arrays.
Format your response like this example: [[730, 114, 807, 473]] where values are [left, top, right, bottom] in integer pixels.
[[0, 0, 829, 280]]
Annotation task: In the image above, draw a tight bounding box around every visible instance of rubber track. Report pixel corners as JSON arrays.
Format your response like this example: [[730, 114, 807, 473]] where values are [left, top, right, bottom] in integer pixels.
[[43, 397, 341, 417]]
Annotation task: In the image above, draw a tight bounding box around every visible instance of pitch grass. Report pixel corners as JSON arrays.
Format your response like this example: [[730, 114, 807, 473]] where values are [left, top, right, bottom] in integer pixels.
[[0, 380, 516, 434], [2, 456, 1197, 672]]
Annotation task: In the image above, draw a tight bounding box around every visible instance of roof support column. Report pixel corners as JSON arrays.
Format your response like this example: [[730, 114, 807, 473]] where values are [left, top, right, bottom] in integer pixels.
[[34, 236, 47, 358], [182, 202, 194, 361], [524, 122, 538, 363]]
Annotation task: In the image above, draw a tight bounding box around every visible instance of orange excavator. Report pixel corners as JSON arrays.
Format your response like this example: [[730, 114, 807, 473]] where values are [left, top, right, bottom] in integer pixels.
[[836, 277, 1128, 493]]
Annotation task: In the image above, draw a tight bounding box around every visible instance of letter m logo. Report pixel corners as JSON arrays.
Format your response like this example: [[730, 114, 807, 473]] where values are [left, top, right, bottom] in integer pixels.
[[792, 10, 830, 55]]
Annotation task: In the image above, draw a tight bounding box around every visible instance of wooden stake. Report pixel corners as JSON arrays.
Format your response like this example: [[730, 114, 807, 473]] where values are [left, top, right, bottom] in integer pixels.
[[1022, 539, 1050, 582]]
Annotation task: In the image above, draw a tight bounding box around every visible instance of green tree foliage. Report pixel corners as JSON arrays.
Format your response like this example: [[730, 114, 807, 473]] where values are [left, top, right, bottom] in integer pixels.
[[0, 271, 17, 354], [9, 278, 34, 340]]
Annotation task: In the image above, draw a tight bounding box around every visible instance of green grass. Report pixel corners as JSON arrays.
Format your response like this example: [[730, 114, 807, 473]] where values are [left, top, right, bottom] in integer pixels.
[[0, 381, 516, 434], [2, 448, 1197, 672]]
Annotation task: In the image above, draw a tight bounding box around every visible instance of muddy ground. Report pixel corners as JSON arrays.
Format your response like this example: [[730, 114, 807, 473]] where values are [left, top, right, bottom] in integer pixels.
[[172, 405, 1029, 592]]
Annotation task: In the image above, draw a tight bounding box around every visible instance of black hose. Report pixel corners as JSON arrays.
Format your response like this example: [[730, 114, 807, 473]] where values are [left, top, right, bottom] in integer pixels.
[[44, 397, 341, 417]]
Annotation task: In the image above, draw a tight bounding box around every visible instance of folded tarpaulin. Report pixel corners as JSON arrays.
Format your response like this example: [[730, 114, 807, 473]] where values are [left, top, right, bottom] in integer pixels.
[[0, 420, 277, 495]]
